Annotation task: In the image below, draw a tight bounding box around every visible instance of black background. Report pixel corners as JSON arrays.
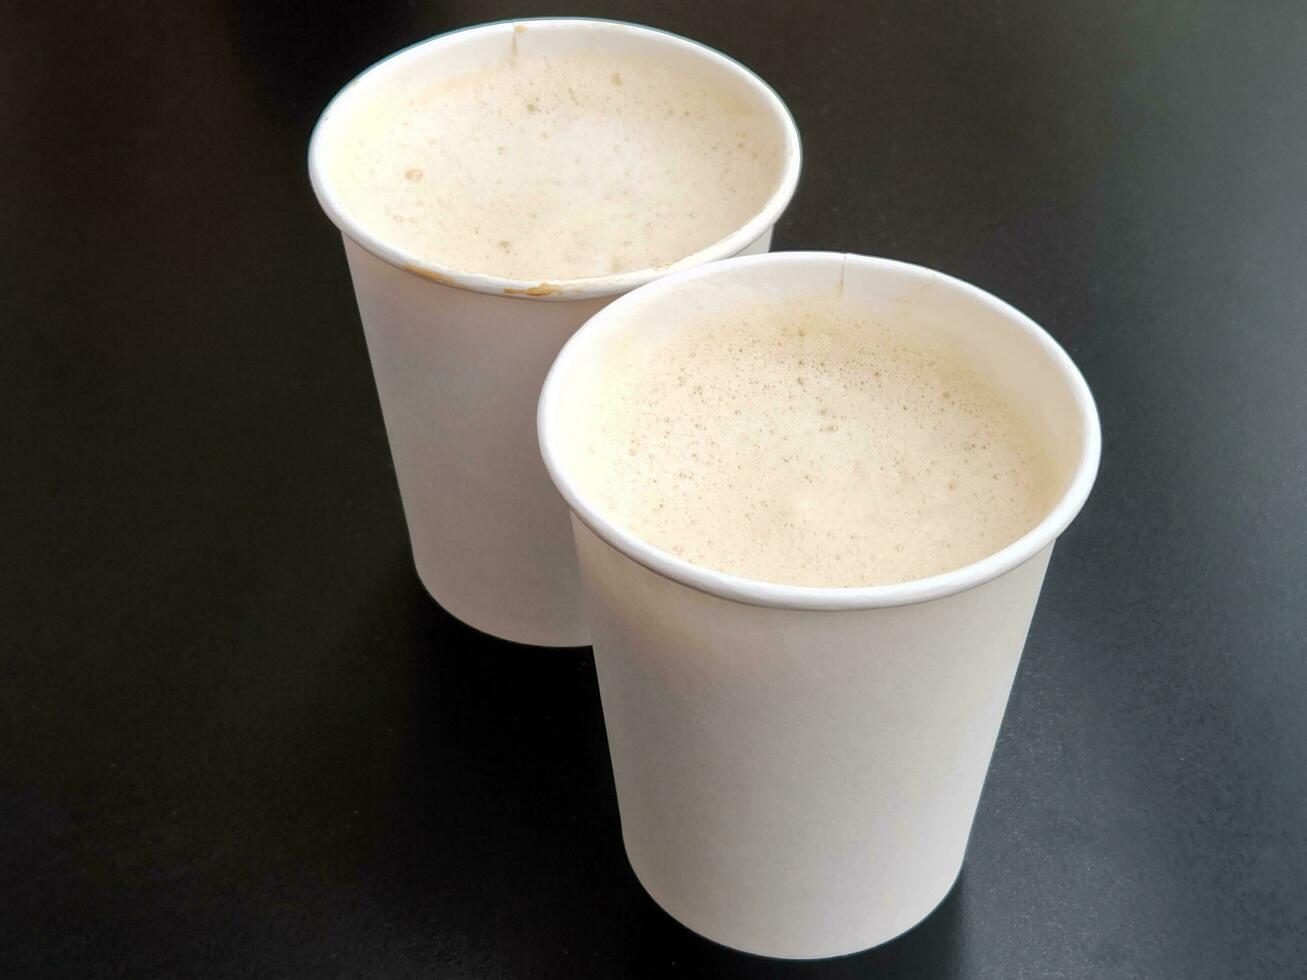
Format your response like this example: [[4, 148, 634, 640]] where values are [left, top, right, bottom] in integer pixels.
[[4, 1, 1306, 977]]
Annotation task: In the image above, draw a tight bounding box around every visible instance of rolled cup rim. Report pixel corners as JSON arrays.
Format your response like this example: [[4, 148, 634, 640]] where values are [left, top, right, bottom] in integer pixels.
[[307, 17, 803, 302], [538, 251, 1103, 610]]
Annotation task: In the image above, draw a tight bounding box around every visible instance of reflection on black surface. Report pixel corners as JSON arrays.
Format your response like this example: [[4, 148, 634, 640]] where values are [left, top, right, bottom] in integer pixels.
[[222, 0, 416, 127]]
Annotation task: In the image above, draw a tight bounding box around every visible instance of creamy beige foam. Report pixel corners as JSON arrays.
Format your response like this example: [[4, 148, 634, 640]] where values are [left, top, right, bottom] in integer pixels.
[[558, 291, 1060, 587], [329, 48, 785, 280]]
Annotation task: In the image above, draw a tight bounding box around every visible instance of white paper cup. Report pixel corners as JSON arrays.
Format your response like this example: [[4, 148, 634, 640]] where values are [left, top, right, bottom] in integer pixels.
[[308, 19, 801, 646], [538, 252, 1101, 957]]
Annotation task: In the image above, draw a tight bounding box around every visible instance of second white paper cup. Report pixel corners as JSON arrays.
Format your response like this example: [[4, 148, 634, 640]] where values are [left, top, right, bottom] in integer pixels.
[[308, 19, 801, 646], [539, 252, 1101, 958]]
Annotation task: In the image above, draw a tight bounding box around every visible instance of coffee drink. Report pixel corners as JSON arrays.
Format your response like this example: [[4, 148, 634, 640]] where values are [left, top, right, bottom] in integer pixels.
[[327, 48, 786, 280], [556, 290, 1058, 587]]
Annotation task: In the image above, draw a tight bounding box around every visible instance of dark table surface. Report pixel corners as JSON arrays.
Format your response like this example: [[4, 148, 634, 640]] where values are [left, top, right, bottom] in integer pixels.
[[5, 1, 1306, 977]]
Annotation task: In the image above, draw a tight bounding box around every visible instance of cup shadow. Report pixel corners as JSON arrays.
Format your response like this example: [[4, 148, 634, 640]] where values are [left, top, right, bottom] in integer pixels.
[[348, 563, 642, 958], [618, 867, 968, 979]]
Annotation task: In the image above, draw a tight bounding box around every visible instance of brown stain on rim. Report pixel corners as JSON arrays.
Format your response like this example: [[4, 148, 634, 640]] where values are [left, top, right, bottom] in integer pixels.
[[402, 264, 454, 285], [401, 264, 562, 297], [504, 282, 561, 296]]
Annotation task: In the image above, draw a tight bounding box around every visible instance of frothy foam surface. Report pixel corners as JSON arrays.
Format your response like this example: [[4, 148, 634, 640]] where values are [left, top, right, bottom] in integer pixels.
[[559, 291, 1060, 587], [330, 48, 785, 280]]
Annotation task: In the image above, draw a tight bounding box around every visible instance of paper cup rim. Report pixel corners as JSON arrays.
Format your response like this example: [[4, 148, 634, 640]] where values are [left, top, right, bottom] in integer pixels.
[[307, 17, 803, 302], [538, 251, 1102, 610]]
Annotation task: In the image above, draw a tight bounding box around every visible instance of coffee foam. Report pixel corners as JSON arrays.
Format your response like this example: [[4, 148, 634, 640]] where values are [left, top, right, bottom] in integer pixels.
[[329, 48, 785, 281], [558, 290, 1060, 588]]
